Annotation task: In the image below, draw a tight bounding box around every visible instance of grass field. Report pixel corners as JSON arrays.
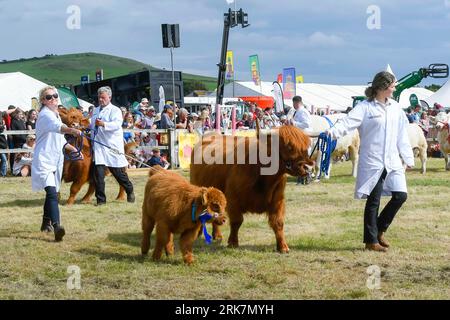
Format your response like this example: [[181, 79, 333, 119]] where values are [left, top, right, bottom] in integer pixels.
[[0, 158, 449, 300], [0, 52, 217, 90]]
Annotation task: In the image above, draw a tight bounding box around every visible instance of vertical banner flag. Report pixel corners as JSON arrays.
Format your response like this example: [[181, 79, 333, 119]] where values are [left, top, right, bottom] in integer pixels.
[[158, 85, 166, 113], [249, 54, 261, 86], [96, 69, 104, 82], [225, 50, 234, 80], [277, 73, 282, 83], [272, 81, 284, 113], [81, 75, 89, 85], [296, 75, 304, 83], [283, 67, 296, 99]]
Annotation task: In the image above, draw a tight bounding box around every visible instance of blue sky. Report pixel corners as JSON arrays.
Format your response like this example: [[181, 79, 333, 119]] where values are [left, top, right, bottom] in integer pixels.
[[1, 0, 449, 85]]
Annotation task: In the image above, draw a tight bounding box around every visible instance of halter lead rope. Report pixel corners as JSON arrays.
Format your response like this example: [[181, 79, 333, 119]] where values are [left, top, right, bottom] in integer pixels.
[[191, 202, 216, 245]]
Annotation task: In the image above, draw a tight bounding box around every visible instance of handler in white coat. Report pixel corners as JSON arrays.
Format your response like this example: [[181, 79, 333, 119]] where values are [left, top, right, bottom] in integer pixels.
[[290, 95, 313, 185], [32, 86, 82, 241], [290, 95, 311, 133], [90, 86, 134, 205], [327, 71, 414, 252]]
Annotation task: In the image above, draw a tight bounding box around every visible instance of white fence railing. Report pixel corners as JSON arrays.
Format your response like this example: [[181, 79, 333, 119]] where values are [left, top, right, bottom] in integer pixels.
[[1, 128, 178, 168]]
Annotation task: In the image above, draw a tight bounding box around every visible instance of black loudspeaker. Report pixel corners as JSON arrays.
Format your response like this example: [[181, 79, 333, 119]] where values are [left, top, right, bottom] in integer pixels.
[[161, 24, 171, 48], [171, 24, 180, 48], [161, 24, 180, 48]]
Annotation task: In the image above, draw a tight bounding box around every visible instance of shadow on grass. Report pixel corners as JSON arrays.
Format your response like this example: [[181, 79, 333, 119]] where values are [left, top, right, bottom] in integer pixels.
[[108, 232, 143, 247], [107, 232, 226, 250], [236, 242, 358, 252], [0, 230, 55, 243], [75, 248, 186, 266], [0, 199, 43, 208], [107, 230, 361, 253]]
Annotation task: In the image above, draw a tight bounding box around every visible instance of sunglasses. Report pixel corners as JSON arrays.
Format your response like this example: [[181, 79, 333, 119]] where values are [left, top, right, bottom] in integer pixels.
[[45, 93, 59, 101]]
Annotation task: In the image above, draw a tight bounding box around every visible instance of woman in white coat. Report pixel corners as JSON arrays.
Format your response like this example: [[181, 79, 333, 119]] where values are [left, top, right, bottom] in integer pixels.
[[31, 86, 82, 241], [327, 71, 414, 252]]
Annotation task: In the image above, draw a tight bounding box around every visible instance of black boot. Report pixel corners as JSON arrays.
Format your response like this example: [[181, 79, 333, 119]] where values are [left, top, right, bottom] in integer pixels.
[[53, 224, 66, 242], [40, 217, 54, 233], [127, 192, 135, 203]]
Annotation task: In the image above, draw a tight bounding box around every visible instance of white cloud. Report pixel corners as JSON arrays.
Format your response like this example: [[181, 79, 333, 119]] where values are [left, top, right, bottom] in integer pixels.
[[307, 32, 345, 47], [183, 19, 222, 32]]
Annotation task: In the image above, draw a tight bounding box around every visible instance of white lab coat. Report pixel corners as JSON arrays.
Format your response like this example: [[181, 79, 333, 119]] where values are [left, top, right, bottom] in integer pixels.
[[292, 106, 312, 132], [90, 103, 128, 168], [328, 99, 414, 199], [31, 107, 66, 192]]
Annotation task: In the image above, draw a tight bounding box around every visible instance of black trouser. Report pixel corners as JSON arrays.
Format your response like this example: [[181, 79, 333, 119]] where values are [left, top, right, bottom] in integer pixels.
[[93, 164, 133, 204], [363, 169, 407, 244], [44, 186, 60, 225]]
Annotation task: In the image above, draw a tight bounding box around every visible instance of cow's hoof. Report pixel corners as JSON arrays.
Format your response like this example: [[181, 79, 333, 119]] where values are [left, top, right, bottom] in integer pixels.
[[227, 241, 239, 248], [277, 244, 290, 254], [213, 231, 224, 241]]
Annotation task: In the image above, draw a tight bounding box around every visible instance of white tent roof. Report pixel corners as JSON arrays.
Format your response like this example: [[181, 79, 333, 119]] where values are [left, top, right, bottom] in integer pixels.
[[386, 64, 396, 78], [424, 80, 450, 108], [217, 81, 434, 111], [0, 72, 90, 111], [398, 87, 434, 108], [185, 80, 435, 111], [0, 72, 48, 111]]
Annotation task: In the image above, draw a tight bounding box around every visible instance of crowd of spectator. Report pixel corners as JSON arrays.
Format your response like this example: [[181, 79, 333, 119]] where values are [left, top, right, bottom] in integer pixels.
[[2, 98, 449, 175]]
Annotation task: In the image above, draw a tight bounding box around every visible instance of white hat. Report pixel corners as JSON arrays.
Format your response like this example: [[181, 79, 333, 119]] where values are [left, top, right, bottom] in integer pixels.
[[141, 98, 149, 103]]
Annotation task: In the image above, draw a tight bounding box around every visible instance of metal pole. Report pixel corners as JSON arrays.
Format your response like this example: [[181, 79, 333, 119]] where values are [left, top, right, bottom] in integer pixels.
[[233, 68, 235, 98], [170, 46, 175, 108]]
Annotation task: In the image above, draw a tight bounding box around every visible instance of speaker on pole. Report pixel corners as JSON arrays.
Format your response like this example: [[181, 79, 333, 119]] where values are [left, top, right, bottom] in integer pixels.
[[161, 24, 172, 48], [161, 24, 180, 48], [171, 24, 180, 48]]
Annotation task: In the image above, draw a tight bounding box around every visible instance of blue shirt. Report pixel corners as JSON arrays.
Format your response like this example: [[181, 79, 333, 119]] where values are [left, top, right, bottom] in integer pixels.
[[147, 155, 164, 167]]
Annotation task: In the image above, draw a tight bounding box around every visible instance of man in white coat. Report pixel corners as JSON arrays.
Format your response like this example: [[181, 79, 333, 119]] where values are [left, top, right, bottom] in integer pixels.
[[290, 95, 311, 132], [327, 71, 414, 252], [290, 95, 312, 185], [91, 86, 134, 205]]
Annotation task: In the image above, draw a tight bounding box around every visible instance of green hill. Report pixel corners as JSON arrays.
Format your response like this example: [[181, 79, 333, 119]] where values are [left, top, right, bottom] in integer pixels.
[[0, 52, 217, 91]]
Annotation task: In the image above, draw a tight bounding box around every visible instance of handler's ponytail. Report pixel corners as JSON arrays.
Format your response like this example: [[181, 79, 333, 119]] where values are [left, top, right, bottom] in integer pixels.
[[365, 71, 396, 101]]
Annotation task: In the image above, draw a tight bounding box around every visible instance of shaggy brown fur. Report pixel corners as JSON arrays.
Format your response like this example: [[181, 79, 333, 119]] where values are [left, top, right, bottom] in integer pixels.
[[59, 108, 137, 205], [141, 166, 227, 265], [190, 125, 314, 253]]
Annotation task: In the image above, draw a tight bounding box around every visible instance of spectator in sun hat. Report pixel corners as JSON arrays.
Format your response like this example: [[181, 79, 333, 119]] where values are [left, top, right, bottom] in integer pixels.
[[160, 105, 175, 129], [190, 112, 199, 121]]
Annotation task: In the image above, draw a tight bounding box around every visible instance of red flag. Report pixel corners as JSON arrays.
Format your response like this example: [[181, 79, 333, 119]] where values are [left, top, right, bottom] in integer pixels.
[[277, 73, 282, 83]]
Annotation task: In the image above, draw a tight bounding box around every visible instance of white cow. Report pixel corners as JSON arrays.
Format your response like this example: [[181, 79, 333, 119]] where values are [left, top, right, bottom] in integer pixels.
[[434, 112, 450, 170], [308, 114, 359, 179], [406, 123, 428, 174]]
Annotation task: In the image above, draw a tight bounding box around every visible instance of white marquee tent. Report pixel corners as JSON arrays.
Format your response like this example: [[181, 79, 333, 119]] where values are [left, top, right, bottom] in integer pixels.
[[194, 81, 434, 112], [0, 72, 90, 111], [424, 80, 450, 108]]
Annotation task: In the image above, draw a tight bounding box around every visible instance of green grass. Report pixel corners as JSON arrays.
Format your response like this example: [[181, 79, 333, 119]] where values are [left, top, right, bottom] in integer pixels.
[[0, 52, 217, 90], [0, 158, 449, 299]]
